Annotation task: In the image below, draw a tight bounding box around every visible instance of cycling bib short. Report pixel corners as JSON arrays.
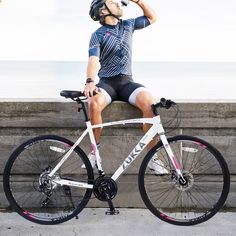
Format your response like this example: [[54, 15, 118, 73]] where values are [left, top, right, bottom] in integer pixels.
[[96, 74, 148, 105]]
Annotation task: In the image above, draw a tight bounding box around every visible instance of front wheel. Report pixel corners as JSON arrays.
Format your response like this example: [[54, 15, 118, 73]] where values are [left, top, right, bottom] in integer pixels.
[[3, 135, 94, 225], [138, 135, 230, 226]]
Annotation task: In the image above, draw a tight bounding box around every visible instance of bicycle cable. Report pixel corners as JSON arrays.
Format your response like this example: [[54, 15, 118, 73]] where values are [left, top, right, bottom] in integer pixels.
[[158, 101, 182, 135]]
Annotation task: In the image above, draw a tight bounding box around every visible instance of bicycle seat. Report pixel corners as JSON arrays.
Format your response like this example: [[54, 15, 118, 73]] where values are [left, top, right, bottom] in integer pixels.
[[60, 90, 84, 99]]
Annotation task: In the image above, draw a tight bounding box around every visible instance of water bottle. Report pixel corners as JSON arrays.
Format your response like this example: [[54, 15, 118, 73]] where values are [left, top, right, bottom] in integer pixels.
[[121, 0, 130, 6]]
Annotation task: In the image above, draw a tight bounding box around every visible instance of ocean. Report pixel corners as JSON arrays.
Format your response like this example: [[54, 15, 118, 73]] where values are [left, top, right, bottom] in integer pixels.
[[1, 61, 236, 102]]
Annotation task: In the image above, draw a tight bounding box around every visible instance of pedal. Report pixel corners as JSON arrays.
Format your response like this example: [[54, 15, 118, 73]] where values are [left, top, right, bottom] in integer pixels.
[[105, 208, 120, 215]]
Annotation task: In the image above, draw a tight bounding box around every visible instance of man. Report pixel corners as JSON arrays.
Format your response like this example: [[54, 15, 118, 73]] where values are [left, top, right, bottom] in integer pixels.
[[82, 0, 167, 174]]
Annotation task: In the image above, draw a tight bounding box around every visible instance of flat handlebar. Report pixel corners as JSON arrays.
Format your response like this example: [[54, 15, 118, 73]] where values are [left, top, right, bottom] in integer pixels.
[[151, 98, 176, 116]]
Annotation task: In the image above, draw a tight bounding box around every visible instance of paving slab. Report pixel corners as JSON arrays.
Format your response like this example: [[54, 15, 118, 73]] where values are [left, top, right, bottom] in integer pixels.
[[0, 208, 236, 236]]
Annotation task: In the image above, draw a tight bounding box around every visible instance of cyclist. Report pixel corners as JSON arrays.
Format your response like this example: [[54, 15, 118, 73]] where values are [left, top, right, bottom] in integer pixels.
[[83, 0, 167, 174]]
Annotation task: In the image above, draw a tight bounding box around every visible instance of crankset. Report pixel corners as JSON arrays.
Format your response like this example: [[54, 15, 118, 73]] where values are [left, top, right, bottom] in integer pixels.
[[93, 176, 119, 215], [93, 176, 118, 201]]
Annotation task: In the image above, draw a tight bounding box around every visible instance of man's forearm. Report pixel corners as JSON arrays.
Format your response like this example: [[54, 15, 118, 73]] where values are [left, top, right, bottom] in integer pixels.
[[86, 56, 100, 80], [132, 0, 157, 24]]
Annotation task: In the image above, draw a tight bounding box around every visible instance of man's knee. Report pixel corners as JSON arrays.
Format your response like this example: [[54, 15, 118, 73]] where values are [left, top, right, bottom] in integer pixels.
[[88, 95, 107, 113], [135, 91, 154, 114]]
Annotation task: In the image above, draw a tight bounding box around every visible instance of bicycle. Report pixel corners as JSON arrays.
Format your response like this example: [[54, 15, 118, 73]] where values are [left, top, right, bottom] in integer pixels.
[[3, 90, 230, 226]]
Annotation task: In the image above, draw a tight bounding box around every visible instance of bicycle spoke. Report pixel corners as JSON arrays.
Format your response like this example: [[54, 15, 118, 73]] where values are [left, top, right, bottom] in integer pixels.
[[140, 136, 229, 226], [4, 135, 93, 224]]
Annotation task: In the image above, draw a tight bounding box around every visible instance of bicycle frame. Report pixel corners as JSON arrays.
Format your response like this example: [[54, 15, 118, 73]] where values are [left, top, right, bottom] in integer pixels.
[[49, 114, 183, 189]]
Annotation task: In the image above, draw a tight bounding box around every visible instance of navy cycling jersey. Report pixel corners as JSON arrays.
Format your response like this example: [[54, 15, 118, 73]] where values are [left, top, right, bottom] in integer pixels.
[[88, 16, 150, 78]]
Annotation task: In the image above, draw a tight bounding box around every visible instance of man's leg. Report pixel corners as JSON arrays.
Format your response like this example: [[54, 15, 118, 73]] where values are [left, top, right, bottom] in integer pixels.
[[88, 92, 109, 144], [134, 90, 157, 150], [134, 90, 168, 174], [81, 92, 108, 169]]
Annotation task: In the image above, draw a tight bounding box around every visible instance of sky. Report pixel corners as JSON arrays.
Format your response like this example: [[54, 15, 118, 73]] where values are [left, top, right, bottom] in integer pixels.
[[0, 0, 236, 62]]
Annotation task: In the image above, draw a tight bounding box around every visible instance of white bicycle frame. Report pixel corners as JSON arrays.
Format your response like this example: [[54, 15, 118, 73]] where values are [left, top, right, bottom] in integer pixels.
[[49, 115, 183, 189]]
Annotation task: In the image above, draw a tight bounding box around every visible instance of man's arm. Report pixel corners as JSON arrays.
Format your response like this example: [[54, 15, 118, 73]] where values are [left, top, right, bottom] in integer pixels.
[[84, 56, 100, 97], [131, 0, 157, 24], [87, 56, 99, 80]]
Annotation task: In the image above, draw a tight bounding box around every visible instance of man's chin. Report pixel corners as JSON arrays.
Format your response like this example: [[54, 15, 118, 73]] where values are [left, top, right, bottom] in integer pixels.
[[118, 9, 124, 17], [117, 12, 123, 17]]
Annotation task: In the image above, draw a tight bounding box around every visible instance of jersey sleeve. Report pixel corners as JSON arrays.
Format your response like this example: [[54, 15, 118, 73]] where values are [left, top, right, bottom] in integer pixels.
[[88, 32, 100, 57], [134, 16, 150, 30]]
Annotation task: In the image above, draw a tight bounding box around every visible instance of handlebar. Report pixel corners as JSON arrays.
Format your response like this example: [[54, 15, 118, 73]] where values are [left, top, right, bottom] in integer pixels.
[[151, 98, 176, 116]]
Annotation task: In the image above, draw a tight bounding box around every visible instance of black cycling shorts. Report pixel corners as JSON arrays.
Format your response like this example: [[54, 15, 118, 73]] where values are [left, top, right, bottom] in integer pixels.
[[96, 75, 146, 105]]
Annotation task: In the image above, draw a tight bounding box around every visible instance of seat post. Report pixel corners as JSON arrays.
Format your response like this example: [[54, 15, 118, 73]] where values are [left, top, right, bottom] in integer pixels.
[[78, 101, 90, 122]]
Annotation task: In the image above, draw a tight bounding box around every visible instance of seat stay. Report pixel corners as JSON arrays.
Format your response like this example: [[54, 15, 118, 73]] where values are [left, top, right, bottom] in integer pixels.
[[48, 129, 88, 178]]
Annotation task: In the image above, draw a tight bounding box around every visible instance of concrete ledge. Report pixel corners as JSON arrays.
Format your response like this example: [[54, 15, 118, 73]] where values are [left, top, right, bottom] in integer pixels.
[[1, 101, 236, 128], [0, 101, 235, 208]]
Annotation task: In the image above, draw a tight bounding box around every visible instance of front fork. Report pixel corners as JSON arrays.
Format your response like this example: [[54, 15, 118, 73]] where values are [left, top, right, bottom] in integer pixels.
[[152, 115, 185, 181], [159, 133, 185, 183]]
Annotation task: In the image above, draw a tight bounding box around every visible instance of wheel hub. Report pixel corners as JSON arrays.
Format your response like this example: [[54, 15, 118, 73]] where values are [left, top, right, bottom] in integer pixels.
[[38, 166, 58, 194], [172, 171, 194, 191]]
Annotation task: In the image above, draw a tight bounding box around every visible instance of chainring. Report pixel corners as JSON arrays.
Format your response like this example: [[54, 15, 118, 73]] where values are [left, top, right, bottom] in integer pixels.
[[93, 176, 118, 201]]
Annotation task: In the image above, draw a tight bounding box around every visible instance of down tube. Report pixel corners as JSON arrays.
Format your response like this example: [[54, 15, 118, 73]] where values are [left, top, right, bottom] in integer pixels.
[[111, 125, 157, 181]]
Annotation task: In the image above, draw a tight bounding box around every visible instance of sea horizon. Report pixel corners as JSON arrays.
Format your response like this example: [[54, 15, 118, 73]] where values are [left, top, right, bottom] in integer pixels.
[[1, 61, 236, 102]]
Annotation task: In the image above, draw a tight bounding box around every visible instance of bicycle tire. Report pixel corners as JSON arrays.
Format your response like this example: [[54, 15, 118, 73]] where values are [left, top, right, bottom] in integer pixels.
[[138, 135, 230, 226], [3, 135, 94, 225]]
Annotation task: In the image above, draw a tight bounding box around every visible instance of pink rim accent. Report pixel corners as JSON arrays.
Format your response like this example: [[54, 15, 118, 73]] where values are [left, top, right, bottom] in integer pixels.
[[23, 211, 34, 218], [91, 144, 97, 161], [160, 213, 176, 221]]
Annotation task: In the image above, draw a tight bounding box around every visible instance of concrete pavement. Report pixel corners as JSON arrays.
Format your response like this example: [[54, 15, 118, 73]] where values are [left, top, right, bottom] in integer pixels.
[[0, 208, 236, 236]]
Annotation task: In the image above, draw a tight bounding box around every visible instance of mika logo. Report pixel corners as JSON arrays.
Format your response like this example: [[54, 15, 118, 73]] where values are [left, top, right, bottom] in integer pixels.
[[122, 142, 146, 169]]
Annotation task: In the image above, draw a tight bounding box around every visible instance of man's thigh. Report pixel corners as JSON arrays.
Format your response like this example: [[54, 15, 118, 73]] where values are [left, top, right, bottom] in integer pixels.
[[88, 92, 109, 112], [134, 90, 155, 112], [96, 80, 117, 104]]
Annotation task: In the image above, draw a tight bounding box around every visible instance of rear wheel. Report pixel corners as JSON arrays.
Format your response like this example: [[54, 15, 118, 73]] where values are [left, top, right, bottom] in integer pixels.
[[3, 135, 94, 225], [138, 135, 230, 226]]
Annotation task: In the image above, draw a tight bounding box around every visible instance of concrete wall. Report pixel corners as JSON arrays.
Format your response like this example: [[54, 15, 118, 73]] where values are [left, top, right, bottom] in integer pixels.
[[0, 100, 235, 209]]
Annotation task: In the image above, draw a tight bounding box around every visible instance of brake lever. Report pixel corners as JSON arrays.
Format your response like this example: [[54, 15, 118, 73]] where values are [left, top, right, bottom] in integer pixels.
[[160, 98, 176, 109], [160, 98, 167, 107]]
